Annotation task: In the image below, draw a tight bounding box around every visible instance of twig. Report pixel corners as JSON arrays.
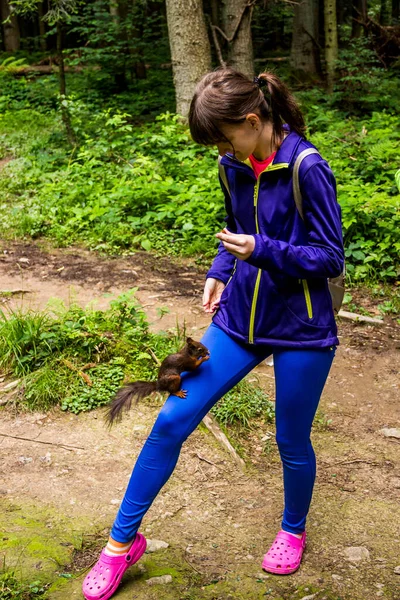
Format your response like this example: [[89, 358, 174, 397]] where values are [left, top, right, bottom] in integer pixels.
[[61, 359, 93, 386], [0, 432, 84, 451], [201, 414, 245, 471], [146, 348, 161, 367], [209, 22, 227, 67], [193, 452, 219, 467], [184, 555, 204, 575], [320, 458, 379, 469], [212, 0, 257, 44]]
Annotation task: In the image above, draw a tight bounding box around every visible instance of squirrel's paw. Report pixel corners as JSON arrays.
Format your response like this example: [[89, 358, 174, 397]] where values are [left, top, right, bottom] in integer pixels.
[[175, 389, 187, 399]]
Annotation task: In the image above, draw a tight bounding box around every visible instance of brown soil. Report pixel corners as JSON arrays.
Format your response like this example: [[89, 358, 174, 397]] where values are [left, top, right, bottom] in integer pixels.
[[0, 241, 399, 600]]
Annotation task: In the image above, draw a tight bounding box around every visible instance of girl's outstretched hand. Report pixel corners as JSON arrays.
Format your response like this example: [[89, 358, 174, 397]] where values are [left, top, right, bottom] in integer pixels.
[[203, 278, 225, 313], [215, 228, 255, 260]]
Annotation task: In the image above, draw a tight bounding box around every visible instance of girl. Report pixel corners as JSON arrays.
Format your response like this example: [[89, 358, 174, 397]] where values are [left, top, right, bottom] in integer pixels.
[[82, 68, 344, 600]]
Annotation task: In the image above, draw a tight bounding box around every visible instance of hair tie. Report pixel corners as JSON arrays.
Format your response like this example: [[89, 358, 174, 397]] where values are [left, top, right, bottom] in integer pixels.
[[253, 76, 268, 90]]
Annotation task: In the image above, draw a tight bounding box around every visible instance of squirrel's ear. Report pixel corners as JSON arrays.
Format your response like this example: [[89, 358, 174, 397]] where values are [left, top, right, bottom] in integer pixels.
[[186, 337, 194, 344]]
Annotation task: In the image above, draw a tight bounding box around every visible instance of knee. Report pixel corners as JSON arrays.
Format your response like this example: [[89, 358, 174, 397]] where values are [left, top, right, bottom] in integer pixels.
[[275, 431, 313, 464], [152, 404, 188, 443]]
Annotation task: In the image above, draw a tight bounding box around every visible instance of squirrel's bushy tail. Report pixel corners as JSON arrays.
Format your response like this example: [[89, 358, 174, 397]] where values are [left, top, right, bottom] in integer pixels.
[[105, 381, 157, 426]]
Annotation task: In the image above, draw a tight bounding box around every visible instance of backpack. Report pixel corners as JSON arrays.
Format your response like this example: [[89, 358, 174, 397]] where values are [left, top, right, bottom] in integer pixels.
[[218, 150, 345, 314], [293, 148, 345, 314]]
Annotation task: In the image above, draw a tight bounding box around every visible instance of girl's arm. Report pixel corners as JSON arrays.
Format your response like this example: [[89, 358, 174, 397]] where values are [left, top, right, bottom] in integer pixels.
[[245, 160, 344, 279], [206, 174, 237, 284]]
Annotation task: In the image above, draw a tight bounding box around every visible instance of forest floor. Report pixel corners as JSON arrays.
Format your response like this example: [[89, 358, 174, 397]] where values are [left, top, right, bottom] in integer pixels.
[[0, 240, 399, 600]]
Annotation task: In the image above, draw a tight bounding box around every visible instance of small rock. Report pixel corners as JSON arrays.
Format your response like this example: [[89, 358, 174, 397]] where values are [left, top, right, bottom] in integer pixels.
[[19, 257, 30, 264], [40, 452, 52, 465], [255, 572, 269, 580], [343, 546, 370, 562], [146, 574, 172, 586], [332, 574, 343, 582], [18, 456, 33, 465], [145, 539, 169, 553], [394, 566, 400, 575], [110, 498, 120, 505], [380, 428, 400, 439], [300, 594, 318, 600]]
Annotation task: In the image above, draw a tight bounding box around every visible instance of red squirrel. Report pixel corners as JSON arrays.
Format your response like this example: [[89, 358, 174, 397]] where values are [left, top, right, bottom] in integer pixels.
[[105, 337, 210, 425]]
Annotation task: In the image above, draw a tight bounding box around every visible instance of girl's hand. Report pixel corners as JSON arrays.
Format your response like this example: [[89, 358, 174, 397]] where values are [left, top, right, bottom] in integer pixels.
[[215, 228, 255, 260], [203, 278, 225, 313]]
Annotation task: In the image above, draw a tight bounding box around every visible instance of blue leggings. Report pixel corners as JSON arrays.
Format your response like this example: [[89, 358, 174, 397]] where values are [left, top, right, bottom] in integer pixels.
[[111, 323, 335, 541]]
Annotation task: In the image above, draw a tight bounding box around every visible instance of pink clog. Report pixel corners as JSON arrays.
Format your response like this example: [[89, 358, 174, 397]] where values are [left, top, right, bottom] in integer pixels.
[[262, 530, 306, 575], [82, 532, 147, 600]]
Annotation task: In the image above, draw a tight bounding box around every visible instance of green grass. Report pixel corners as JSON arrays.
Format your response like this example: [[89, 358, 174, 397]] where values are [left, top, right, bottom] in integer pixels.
[[0, 570, 49, 599]]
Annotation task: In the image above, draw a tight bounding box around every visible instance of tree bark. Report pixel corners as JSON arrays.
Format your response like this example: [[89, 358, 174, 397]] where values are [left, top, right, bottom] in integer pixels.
[[324, 0, 338, 93], [0, 0, 20, 51], [290, 0, 320, 78], [57, 22, 76, 147], [221, 0, 254, 78], [165, 0, 211, 118], [351, 0, 367, 38]]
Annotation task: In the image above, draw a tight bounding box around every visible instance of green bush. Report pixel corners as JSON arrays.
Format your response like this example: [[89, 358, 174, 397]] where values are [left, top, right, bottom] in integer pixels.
[[0, 73, 399, 281]]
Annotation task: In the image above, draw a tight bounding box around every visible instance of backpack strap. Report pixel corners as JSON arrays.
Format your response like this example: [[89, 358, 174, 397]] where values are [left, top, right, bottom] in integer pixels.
[[218, 155, 230, 196], [292, 147, 345, 314], [292, 148, 320, 221]]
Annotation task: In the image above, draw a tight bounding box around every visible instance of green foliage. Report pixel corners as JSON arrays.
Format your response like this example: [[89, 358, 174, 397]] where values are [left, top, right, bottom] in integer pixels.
[[0, 292, 274, 420], [0, 69, 399, 281], [334, 37, 400, 113], [61, 362, 125, 413], [0, 571, 48, 599], [305, 110, 400, 281], [68, 0, 169, 91], [0, 290, 180, 412], [211, 379, 275, 429]]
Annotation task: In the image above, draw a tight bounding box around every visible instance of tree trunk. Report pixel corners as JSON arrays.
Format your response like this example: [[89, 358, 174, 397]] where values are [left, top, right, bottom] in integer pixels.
[[57, 23, 76, 147], [221, 0, 254, 78], [165, 0, 211, 118], [380, 0, 392, 24], [351, 0, 367, 38], [0, 0, 20, 51], [290, 0, 320, 78], [324, 0, 338, 93]]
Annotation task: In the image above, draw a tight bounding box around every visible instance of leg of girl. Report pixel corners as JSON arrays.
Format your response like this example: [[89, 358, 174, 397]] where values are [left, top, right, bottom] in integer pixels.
[[83, 323, 271, 600], [262, 346, 336, 575]]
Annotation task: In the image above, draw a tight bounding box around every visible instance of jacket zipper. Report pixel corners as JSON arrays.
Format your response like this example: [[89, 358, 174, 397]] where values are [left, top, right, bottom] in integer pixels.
[[249, 178, 262, 344], [300, 279, 313, 319], [248, 162, 290, 344], [225, 259, 237, 288]]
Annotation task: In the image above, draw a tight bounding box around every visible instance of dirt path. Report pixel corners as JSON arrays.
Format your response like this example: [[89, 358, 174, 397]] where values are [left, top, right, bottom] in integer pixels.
[[0, 241, 399, 600]]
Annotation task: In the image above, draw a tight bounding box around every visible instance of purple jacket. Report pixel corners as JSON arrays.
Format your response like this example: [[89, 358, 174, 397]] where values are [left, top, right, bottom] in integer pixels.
[[207, 129, 345, 348]]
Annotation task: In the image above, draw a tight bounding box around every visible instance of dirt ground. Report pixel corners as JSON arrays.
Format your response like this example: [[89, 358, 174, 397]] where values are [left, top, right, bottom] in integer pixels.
[[0, 240, 399, 600]]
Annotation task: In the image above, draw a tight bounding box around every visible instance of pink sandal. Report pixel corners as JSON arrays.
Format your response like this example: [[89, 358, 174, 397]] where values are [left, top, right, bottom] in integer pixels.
[[262, 530, 306, 575], [82, 532, 147, 600]]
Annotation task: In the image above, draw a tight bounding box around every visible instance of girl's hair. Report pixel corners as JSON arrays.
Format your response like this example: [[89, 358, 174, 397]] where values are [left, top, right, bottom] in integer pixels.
[[188, 68, 306, 148]]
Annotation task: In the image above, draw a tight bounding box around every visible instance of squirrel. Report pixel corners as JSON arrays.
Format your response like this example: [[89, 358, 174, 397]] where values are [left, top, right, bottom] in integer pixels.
[[105, 337, 210, 426]]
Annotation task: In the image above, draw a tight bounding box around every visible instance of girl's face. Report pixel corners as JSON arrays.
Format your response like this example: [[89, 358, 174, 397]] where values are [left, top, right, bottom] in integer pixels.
[[216, 115, 261, 161]]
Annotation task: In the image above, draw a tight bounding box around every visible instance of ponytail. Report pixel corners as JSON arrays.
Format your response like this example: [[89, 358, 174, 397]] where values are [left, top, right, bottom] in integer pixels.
[[189, 67, 306, 148], [256, 72, 306, 142]]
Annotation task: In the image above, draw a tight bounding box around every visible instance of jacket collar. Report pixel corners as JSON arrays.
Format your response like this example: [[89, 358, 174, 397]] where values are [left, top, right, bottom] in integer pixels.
[[220, 126, 304, 173]]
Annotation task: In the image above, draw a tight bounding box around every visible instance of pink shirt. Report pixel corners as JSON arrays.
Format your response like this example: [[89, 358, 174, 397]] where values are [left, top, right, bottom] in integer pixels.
[[248, 151, 276, 179]]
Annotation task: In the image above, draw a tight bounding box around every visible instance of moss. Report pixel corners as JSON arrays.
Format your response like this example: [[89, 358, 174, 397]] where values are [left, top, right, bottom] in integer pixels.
[[0, 498, 95, 585]]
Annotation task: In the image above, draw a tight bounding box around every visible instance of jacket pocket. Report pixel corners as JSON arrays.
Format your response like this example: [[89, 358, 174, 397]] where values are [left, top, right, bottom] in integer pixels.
[[301, 279, 313, 319]]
